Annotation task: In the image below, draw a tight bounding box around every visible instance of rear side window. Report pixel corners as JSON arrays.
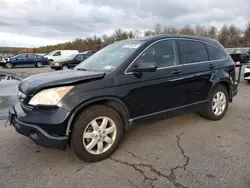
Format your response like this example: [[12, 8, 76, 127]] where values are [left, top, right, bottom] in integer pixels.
[[205, 44, 226, 60], [27, 54, 36, 59], [178, 40, 209, 64]]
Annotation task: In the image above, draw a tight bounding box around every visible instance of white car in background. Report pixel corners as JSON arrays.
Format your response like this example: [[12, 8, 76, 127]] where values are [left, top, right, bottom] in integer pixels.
[[244, 65, 250, 83], [44, 50, 79, 64]]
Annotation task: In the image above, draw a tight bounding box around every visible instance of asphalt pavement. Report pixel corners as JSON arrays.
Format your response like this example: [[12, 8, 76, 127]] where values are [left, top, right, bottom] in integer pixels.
[[0, 66, 250, 188]]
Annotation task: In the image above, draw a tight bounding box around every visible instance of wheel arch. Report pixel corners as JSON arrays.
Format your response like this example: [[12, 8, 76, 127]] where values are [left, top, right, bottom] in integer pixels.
[[209, 79, 233, 102], [66, 97, 131, 137]]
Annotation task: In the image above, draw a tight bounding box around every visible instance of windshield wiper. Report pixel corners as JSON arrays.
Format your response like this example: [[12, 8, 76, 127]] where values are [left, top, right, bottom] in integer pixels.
[[77, 68, 88, 71]]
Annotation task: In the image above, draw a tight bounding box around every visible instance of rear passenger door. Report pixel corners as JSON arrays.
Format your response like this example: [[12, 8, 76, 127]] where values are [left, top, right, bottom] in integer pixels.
[[177, 39, 213, 105], [26, 54, 36, 65]]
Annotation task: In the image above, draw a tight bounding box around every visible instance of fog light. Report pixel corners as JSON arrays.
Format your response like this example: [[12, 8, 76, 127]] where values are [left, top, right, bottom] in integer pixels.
[[30, 132, 38, 140]]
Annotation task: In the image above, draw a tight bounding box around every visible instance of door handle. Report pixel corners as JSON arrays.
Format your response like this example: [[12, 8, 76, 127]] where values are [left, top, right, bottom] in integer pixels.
[[209, 64, 215, 69], [171, 69, 182, 74]]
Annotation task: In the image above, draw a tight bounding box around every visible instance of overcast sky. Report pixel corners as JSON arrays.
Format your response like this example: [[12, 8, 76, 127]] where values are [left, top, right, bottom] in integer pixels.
[[0, 0, 249, 47]]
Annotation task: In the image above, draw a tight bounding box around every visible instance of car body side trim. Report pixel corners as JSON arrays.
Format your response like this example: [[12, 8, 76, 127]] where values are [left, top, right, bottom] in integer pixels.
[[129, 100, 207, 122]]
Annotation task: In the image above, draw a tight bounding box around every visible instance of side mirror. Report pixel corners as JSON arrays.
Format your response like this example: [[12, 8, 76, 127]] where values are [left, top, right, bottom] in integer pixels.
[[130, 62, 157, 73]]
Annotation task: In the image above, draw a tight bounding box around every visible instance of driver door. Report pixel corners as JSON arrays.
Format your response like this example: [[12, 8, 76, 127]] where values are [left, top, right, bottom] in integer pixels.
[[52, 51, 62, 61], [72, 54, 84, 67], [117, 39, 186, 119]]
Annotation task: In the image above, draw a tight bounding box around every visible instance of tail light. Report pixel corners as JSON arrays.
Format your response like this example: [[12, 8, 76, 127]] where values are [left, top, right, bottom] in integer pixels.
[[233, 63, 236, 72], [45, 57, 48, 60]]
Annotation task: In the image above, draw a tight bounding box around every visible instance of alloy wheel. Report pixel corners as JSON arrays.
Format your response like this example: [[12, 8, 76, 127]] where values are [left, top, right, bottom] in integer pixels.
[[37, 62, 43, 68], [82, 116, 117, 155], [6, 63, 12, 69], [212, 91, 226, 116]]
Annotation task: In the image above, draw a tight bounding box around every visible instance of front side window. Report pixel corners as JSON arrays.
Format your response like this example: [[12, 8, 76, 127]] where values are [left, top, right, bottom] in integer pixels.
[[135, 40, 179, 68], [53, 51, 61, 56], [178, 40, 209, 64], [76, 55, 84, 61], [205, 44, 226, 60], [75, 40, 145, 72], [15, 54, 25, 59]]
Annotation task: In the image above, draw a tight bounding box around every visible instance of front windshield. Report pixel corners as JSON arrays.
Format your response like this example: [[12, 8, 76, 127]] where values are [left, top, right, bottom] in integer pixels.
[[67, 54, 77, 60], [46, 50, 57, 56], [234, 49, 247, 54], [74, 40, 145, 72]]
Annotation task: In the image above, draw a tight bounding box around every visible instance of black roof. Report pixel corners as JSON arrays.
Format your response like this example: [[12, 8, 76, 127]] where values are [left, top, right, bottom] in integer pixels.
[[129, 34, 215, 41], [126, 34, 221, 48]]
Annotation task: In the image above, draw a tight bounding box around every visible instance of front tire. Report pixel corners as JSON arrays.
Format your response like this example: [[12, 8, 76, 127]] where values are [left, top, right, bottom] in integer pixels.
[[200, 85, 229, 121], [71, 105, 124, 162]]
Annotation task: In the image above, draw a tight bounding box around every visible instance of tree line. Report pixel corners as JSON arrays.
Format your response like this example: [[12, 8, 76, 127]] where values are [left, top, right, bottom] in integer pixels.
[[14, 23, 250, 54]]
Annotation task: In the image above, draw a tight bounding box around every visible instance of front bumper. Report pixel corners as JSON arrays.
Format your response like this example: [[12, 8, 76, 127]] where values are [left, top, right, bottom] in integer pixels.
[[9, 102, 70, 150], [0, 62, 6, 67]]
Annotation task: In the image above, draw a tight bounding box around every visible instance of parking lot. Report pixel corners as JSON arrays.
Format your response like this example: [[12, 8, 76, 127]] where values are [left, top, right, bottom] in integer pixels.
[[1, 66, 250, 188]]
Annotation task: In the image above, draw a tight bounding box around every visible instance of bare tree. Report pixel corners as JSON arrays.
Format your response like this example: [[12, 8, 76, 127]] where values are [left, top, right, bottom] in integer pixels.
[[154, 23, 162, 35], [218, 25, 230, 47], [195, 25, 208, 37], [242, 23, 250, 47], [207, 26, 218, 39], [180, 25, 195, 35]]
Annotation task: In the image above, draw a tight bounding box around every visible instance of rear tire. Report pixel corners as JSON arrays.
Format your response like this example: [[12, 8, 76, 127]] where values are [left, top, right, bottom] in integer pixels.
[[36, 62, 43, 68], [5, 62, 13, 69], [71, 105, 124, 162], [200, 85, 229, 121]]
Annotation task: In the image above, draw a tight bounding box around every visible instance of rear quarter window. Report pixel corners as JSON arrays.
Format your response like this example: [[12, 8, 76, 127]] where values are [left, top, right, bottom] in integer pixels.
[[205, 44, 227, 60]]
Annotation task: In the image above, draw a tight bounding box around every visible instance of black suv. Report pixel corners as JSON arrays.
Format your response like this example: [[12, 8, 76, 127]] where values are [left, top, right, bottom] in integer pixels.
[[9, 35, 238, 162], [50, 50, 96, 70]]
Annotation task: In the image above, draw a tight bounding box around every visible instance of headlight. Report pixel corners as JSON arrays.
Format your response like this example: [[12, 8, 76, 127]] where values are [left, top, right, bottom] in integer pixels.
[[29, 86, 73, 106]]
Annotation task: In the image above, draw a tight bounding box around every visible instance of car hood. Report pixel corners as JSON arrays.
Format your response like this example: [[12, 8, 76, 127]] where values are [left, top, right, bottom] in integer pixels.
[[19, 70, 105, 95]]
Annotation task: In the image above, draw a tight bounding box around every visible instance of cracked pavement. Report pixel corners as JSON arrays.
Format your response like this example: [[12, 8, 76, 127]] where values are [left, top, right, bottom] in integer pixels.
[[1, 67, 250, 188]]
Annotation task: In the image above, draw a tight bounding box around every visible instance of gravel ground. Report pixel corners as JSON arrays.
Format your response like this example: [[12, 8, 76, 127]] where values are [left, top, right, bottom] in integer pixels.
[[0, 66, 250, 188]]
